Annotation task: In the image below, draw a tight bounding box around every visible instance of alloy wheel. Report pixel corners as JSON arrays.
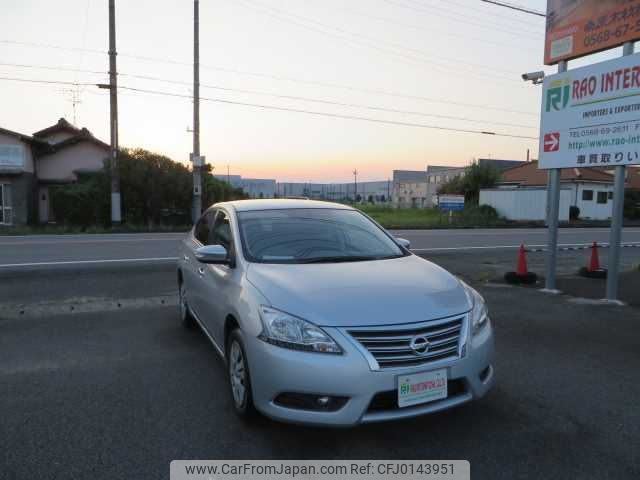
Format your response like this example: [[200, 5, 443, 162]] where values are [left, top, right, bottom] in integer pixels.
[[229, 341, 246, 408]]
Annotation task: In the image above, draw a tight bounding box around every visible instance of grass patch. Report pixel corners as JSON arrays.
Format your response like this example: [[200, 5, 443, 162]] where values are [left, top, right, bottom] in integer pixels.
[[357, 204, 509, 229]]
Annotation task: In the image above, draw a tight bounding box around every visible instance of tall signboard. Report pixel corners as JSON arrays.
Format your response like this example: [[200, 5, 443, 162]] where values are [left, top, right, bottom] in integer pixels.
[[545, 0, 640, 65], [539, 54, 640, 169]]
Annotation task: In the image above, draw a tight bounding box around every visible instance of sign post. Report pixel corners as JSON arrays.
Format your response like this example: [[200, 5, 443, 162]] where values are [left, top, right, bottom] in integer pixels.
[[545, 59, 567, 293], [540, 49, 640, 300], [438, 195, 465, 212], [541, 0, 640, 301], [607, 41, 635, 301]]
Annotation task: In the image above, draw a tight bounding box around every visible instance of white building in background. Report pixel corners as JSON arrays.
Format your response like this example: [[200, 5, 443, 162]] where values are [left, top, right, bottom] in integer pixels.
[[480, 161, 615, 221], [276, 180, 391, 203], [215, 174, 276, 199], [392, 170, 427, 208]]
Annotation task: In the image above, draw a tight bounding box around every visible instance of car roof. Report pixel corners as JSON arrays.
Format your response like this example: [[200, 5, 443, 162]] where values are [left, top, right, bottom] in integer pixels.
[[214, 199, 355, 212]]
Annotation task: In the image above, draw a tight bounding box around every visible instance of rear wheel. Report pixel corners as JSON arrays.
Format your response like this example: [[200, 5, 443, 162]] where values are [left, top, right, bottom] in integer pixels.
[[227, 330, 257, 419], [178, 281, 195, 328]]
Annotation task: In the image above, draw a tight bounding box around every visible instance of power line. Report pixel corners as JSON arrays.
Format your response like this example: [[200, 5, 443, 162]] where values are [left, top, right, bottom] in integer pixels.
[[1, 73, 538, 136], [119, 72, 537, 129], [401, 0, 544, 34], [234, 0, 527, 84], [383, 0, 542, 39], [0, 62, 105, 75], [479, 0, 546, 17], [0, 62, 537, 127], [3, 74, 536, 138], [0, 75, 95, 87], [116, 84, 539, 140], [335, 6, 539, 53], [425, 0, 544, 24], [0, 52, 539, 116], [238, 0, 526, 76]]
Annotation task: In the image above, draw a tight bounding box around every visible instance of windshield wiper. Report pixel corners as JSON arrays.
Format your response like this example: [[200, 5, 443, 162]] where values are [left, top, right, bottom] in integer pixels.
[[297, 255, 381, 264]]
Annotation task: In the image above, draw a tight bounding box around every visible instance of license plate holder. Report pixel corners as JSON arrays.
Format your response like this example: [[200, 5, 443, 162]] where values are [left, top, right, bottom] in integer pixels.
[[397, 369, 448, 408]]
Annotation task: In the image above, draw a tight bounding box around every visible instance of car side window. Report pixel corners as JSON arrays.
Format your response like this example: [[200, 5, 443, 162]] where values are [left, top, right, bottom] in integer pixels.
[[210, 210, 233, 251], [194, 211, 215, 245]]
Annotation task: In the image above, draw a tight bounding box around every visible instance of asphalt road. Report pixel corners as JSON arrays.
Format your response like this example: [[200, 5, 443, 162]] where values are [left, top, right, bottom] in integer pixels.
[[2, 269, 638, 479], [1, 228, 640, 268]]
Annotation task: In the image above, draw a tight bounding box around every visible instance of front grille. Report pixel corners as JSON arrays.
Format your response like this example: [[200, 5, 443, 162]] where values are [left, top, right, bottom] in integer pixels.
[[347, 316, 465, 370], [367, 379, 467, 412]]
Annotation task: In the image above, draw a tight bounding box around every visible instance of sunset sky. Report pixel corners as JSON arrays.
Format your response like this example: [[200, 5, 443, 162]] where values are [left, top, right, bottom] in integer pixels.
[[0, 0, 623, 182]]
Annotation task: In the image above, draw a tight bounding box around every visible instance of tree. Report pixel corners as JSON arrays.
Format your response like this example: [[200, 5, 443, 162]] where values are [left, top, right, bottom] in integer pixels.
[[51, 147, 247, 227], [438, 163, 501, 203]]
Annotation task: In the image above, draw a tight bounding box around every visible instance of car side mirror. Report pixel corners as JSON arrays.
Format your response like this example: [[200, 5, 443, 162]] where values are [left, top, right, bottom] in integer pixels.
[[195, 245, 229, 264], [395, 237, 411, 250]]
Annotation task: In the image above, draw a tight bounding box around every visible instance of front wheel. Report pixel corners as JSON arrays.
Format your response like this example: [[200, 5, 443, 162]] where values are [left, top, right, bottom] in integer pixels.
[[227, 330, 257, 419]]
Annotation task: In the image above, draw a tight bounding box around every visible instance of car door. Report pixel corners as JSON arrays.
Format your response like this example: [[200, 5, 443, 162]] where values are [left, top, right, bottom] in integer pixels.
[[196, 208, 239, 345], [182, 210, 215, 321]]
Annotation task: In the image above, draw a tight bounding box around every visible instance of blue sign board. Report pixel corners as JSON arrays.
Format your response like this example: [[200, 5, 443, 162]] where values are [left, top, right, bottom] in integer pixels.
[[440, 202, 465, 212]]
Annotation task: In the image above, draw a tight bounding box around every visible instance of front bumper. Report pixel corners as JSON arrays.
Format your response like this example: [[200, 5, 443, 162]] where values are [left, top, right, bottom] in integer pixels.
[[244, 320, 495, 426]]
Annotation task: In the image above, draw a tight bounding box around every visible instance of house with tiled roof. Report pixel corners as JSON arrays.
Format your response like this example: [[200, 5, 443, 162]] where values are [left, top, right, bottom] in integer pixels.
[[0, 118, 108, 225], [480, 161, 615, 221]]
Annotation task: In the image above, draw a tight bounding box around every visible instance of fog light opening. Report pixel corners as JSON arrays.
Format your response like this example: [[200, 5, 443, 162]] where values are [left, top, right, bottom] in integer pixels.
[[274, 393, 348, 412]]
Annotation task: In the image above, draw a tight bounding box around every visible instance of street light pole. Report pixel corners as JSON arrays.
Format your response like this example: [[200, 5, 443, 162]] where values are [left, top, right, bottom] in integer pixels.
[[108, 0, 121, 224]]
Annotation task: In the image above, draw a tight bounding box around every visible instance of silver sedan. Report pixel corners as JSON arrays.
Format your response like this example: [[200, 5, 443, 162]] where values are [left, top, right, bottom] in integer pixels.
[[178, 199, 494, 426]]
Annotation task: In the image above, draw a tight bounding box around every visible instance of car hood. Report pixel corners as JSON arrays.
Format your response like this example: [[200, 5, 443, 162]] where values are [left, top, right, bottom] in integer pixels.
[[246, 255, 471, 327]]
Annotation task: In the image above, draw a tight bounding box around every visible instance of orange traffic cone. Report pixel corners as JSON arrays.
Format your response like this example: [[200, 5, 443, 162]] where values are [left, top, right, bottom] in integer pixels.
[[579, 241, 607, 278], [588, 241, 600, 272], [504, 243, 537, 285], [516, 243, 528, 277]]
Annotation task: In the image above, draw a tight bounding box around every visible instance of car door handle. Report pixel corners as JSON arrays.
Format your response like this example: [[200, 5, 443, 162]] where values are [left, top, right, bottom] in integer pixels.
[[198, 267, 205, 276], [183, 254, 190, 263]]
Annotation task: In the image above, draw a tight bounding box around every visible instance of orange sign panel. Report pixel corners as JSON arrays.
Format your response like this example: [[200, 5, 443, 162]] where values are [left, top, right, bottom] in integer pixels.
[[545, 0, 640, 65]]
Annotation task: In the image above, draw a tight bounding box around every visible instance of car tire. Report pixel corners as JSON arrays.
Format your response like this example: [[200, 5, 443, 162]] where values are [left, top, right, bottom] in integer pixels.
[[227, 330, 258, 420], [179, 281, 196, 329]]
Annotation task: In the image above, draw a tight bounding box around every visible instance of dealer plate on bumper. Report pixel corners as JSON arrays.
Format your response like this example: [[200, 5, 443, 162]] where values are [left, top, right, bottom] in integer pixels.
[[398, 369, 447, 408]]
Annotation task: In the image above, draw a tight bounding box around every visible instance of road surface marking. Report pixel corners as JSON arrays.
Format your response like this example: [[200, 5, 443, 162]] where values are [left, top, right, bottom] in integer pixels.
[[0, 257, 179, 268], [412, 241, 640, 252], [0, 238, 181, 246]]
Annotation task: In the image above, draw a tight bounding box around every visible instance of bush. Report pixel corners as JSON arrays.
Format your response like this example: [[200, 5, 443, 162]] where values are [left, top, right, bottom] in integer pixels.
[[569, 205, 580, 220], [457, 204, 503, 226], [624, 190, 640, 219], [50, 172, 110, 227], [50, 148, 247, 227], [438, 163, 501, 203]]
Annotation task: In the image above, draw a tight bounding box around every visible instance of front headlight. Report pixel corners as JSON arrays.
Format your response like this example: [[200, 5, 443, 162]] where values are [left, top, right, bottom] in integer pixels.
[[461, 281, 489, 335], [258, 305, 342, 354]]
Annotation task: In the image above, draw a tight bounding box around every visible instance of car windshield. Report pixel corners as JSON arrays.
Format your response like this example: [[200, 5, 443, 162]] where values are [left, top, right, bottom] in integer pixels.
[[237, 208, 405, 264]]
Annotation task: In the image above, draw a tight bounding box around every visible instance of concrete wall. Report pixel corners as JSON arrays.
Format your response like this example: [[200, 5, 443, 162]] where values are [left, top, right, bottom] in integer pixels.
[[480, 188, 572, 221], [37, 141, 107, 182]]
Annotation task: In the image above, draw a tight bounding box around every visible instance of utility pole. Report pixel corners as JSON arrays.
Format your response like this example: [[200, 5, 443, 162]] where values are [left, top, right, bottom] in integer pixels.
[[108, 0, 121, 224], [353, 169, 358, 203], [191, 0, 202, 222], [227, 164, 230, 184]]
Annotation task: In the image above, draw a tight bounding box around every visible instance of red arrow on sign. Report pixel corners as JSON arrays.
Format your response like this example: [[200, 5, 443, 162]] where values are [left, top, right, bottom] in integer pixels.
[[544, 132, 560, 152]]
